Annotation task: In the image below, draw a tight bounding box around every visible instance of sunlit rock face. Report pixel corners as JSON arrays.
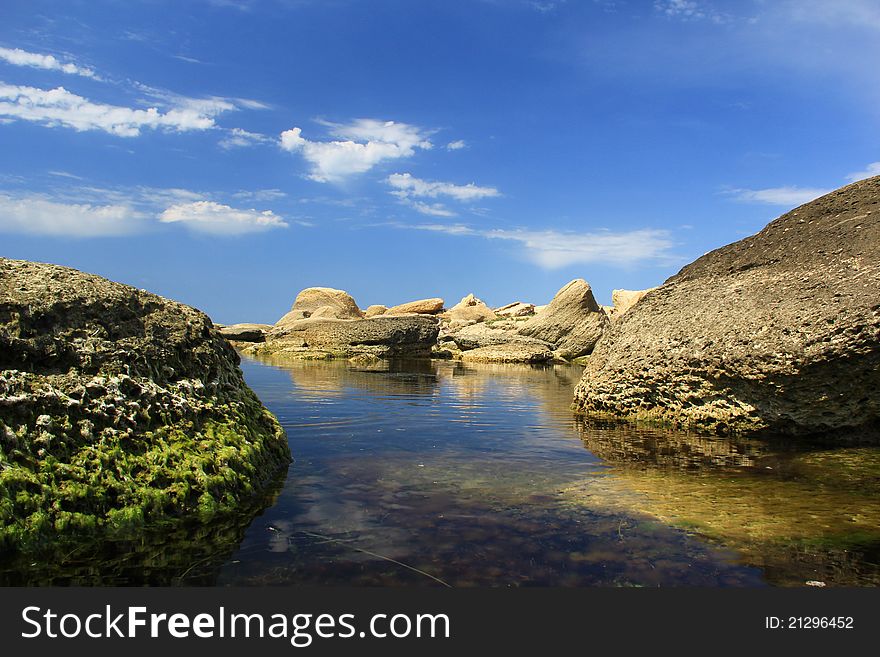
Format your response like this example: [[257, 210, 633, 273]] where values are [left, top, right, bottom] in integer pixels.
[[0, 258, 291, 549], [574, 176, 880, 441]]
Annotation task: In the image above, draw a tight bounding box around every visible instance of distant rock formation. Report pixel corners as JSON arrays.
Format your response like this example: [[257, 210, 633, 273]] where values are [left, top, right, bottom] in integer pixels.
[[574, 176, 880, 440], [517, 279, 609, 359], [276, 286, 363, 325], [364, 304, 388, 318], [608, 288, 655, 321], [385, 297, 445, 315], [219, 323, 273, 342], [442, 293, 497, 322], [0, 258, 291, 548], [494, 301, 536, 318]]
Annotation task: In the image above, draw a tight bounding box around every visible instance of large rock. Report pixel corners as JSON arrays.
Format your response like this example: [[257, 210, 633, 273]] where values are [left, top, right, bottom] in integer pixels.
[[442, 293, 497, 322], [277, 287, 363, 325], [517, 279, 609, 359], [385, 297, 444, 315], [574, 177, 880, 440], [364, 305, 388, 318], [252, 315, 440, 359], [610, 288, 655, 320], [219, 323, 273, 342], [494, 301, 536, 318], [0, 259, 291, 548], [445, 322, 553, 351], [460, 343, 553, 364]]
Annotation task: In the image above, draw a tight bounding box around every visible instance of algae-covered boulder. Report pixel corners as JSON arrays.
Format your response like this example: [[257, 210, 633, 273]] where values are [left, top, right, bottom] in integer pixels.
[[574, 176, 880, 439], [0, 258, 291, 549]]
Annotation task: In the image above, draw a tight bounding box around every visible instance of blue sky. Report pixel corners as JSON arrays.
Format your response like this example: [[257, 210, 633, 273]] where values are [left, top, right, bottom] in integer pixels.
[[1, 0, 878, 324]]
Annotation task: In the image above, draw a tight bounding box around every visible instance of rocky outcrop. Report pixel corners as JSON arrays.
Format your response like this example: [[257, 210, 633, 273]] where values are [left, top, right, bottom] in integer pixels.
[[442, 293, 497, 322], [517, 279, 609, 359], [276, 287, 363, 325], [219, 323, 273, 342], [459, 343, 553, 364], [244, 315, 440, 359], [0, 258, 291, 549], [574, 176, 880, 440], [444, 323, 553, 352], [609, 288, 655, 321], [364, 305, 388, 318], [385, 297, 444, 315], [494, 301, 535, 318]]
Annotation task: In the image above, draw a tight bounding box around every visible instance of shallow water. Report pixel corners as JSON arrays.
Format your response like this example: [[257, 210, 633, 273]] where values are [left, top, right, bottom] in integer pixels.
[[3, 357, 878, 586]]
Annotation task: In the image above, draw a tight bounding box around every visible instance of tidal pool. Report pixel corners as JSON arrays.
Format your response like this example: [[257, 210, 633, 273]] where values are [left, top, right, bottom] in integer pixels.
[[3, 357, 878, 586]]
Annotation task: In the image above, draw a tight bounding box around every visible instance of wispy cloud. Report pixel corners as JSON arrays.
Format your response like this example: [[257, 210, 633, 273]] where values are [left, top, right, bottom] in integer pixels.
[[446, 139, 467, 151], [0, 193, 144, 236], [845, 161, 880, 182], [394, 222, 676, 269], [219, 127, 272, 149], [725, 186, 831, 206], [653, 0, 730, 24], [159, 200, 288, 235], [387, 173, 499, 201], [0, 46, 99, 79], [0, 82, 229, 136], [279, 119, 433, 182], [232, 188, 287, 201]]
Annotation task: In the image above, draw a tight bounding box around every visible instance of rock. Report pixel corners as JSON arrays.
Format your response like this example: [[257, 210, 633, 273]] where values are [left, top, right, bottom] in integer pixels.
[[494, 301, 536, 317], [364, 304, 388, 318], [218, 323, 273, 342], [460, 343, 553, 364], [251, 315, 440, 359], [517, 279, 609, 359], [442, 293, 497, 322], [277, 287, 363, 325], [0, 258, 291, 548], [445, 322, 553, 352], [348, 353, 383, 367], [385, 297, 444, 315], [610, 288, 655, 320], [574, 176, 880, 440]]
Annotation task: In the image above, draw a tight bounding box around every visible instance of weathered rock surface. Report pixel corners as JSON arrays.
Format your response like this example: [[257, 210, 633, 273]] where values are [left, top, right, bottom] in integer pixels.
[[364, 304, 388, 318], [0, 258, 291, 548], [219, 323, 273, 342], [574, 176, 880, 440], [245, 315, 440, 359], [277, 287, 363, 325], [442, 293, 497, 322], [385, 297, 444, 315], [517, 279, 609, 359], [609, 288, 655, 320], [494, 301, 536, 317], [460, 343, 553, 364], [444, 322, 553, 352]]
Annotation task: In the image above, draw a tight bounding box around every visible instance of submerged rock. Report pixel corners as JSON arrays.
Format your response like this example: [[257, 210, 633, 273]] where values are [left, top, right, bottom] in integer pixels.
[[0, 258, 291, 549], [517, 279, 609, 359], [574, 176, 880, 440]]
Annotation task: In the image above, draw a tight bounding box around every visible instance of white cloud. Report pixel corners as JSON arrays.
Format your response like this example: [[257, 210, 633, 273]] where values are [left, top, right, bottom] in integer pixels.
[[279, 119, 432, 182], [0, 46, 99, 79], [727, 186, 831, 206], [845, 162, 880, 182], [410, 202, 457, 217], [398, 222, 675, 268], [219, 127, 272, 149], [653, 0, 728, 23], [232, 188, 287, 201], [159, 200, 287, 235], [446, 139, 467, 151], [387, 173, 499, 201], [0, 83, 227, 136], [0, 194, 144, 236]]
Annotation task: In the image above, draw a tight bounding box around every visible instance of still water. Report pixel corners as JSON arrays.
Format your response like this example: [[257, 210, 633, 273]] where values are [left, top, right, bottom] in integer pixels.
[[3, 357, 879, 585]]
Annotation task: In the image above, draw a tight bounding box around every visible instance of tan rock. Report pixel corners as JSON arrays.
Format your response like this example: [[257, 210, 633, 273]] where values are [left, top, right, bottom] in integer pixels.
[[610, 288, 655, 319], [385, 297, 444, 315], [494, 301, 535, 317], [442, 293, 497, 322], [364, 304, 388, 318], [278, 287, 363, 325], [460, 342, 553, 364], [517, 279, 608, 359], [218, 323, 273, 342]]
